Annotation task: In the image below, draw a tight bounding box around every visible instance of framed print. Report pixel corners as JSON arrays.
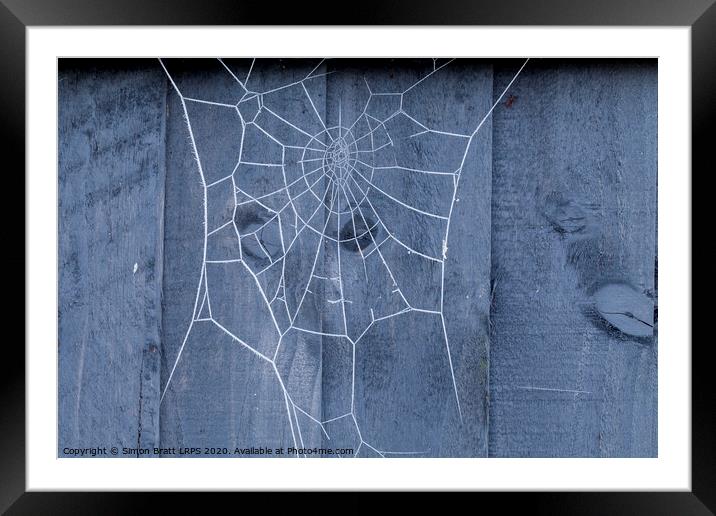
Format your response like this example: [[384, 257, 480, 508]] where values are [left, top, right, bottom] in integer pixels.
[[4, 0, 707, 512]]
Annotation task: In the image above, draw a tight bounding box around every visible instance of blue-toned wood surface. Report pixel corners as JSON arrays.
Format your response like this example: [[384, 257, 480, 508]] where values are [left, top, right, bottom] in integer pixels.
[[489, 60, 657, 457], [58, 61, 166, 455], [57, 58, 657, 457]]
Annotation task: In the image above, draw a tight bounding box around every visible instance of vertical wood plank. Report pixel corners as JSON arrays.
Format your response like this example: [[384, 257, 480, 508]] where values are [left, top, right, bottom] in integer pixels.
[[322, 60, 493, 456], [158, 59, 326, 453], [58, 60, 166, 455], [489, 59, 658, 457]]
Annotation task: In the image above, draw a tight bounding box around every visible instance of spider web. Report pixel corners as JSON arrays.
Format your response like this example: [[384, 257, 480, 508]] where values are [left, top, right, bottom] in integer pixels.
[[159, 57, 528, 457]]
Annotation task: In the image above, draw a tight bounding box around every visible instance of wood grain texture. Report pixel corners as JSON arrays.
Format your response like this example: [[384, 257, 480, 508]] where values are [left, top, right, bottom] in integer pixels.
[[488, 59, 658, 457], [157, 59, 493, 456], [161, 59, 328, 453], [321, 60, 493, 457], [58, 61, 166, 455], [57, 59, 658, 458]]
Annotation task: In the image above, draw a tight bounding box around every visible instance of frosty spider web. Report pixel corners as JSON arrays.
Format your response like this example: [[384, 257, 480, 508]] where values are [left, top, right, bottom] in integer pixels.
[[159, 58, 528, 457]]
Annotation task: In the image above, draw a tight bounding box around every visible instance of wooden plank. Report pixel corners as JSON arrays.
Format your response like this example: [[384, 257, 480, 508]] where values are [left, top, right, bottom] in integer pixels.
[[58, 60, 166, 455], [158, 59, 327, 454], [488, 59, 658, 457], [321, 59, 493, 457]]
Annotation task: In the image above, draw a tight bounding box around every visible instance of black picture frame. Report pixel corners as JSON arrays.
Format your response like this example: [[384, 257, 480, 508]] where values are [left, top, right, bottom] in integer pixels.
[[3, 0, 706, 512]]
